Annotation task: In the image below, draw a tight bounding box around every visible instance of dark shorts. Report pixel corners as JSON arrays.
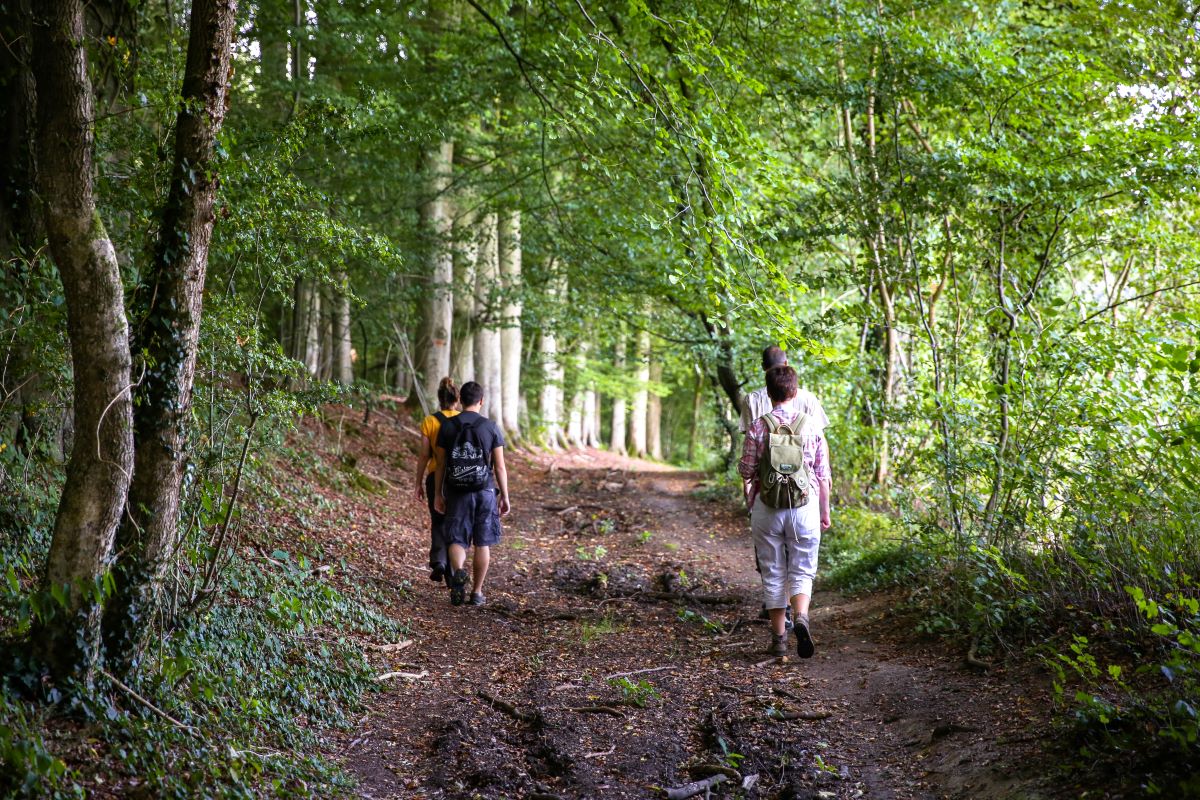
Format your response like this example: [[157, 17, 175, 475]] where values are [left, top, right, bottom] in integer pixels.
[[443, 488, 502, 548]]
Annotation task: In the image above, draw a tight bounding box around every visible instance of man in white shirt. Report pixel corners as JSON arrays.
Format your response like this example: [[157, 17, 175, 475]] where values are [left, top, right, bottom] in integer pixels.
[[740, 345, 830, 434]]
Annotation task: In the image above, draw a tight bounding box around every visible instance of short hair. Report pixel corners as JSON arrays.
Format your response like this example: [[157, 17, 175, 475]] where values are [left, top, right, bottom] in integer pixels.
[[765, 365, 798, 404], [761, 345, 787, 372], [459, 381, 484, 408], [436, 377, 459, 410]]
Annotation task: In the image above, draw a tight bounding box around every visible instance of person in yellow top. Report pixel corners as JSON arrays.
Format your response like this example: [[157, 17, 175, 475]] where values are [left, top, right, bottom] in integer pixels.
[[414, 377, 460, 582]]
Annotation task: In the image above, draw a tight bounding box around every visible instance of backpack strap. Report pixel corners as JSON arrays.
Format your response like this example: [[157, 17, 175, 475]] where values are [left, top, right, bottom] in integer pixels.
[[760, 410, 807, 436], [433, 410, 446, 423]]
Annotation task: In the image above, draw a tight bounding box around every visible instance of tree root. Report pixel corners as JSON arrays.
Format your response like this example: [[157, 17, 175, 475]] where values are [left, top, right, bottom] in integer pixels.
[[476, 689, 541, 725], [965, 638, 993, 670], [568, 705, 627, 718]]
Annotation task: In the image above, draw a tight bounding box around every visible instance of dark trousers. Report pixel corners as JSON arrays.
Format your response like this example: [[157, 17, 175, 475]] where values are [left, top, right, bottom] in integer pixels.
[[426, 472, 448, 569]]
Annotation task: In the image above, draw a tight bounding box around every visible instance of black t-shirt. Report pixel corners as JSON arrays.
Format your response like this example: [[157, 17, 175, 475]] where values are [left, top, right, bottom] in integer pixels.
[[436, 411, 505, 486]]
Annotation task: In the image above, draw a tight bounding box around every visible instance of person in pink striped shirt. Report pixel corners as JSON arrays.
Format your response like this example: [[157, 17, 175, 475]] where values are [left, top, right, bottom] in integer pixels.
[[738, 364, 832, 658]]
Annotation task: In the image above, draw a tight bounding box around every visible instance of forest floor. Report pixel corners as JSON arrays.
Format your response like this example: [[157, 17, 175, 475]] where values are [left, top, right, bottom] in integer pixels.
[[284, 404, 1081, 799]]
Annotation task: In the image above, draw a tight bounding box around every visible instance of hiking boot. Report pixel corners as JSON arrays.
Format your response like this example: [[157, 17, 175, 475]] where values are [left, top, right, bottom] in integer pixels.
[[429, 565, 446, 583], [794, 613, 815, 659], [448, 569, 469, 606], [469, 592, 486, 606], [766, 633, 788, 658]]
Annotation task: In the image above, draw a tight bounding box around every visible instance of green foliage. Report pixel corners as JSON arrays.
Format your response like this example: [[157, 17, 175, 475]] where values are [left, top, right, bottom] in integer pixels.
[[607, 677, 660, 708]]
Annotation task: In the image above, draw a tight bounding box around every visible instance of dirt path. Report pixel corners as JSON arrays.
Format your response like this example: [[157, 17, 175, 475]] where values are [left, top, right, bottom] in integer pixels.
[[300, 409, 1062, 799]]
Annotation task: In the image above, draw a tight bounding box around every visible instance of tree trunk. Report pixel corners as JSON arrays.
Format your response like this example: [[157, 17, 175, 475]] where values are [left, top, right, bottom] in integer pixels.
[[648, 357, 663, 460], [332, 271, 353, 384], [30, 0, 135, 680], [304, 284, 321, 376], [499, 209, 522, 440], [318, 286, 334, 381], [451, 203, 477, 383], [688, 364, 703, 463], [609, 331, 627, 455], [102, 0, 239, 672], [472, 210, 503, 429], [629, 328, 650, 457], [538, 261, 562, 449], [566, 340, 589, 448], [418, 141, 454, 397]]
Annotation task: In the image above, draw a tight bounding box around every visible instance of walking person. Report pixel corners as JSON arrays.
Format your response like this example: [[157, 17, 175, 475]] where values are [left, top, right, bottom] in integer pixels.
[[741, 345, 831, 624], [414, 377, 461, 583], [740, 345, 829, 434], [738, 365, 832, 658], [433, 381, 511, 606]]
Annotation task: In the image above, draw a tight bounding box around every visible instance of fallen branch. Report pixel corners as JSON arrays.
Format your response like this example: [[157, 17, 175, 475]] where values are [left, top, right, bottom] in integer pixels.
[[477, 690, 540, 725], [366, 639, 414, 653], [569, 705, 627, 718], [376, 670, 428, 681], [663, 773, 727, 799], [768, 708, 832, 722], [604, 665, 675, 681], [690, 763, 741, 781], [99, 667, 198, 736], [585, 744, 616, 758]]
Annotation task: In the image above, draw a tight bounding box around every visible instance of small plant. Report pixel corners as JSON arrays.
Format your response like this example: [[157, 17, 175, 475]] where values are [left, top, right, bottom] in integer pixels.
[[636, 530, 653, 545], [575, 544, 608, 561], [580, 614, 623, 644], [677, 608, 724, 634], [596, 517, 616, 535], [607, 677, 660, 707]]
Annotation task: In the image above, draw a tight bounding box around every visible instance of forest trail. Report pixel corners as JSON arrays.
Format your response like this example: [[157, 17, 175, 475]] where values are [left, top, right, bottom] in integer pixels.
[[298, 406, 1061, 799]]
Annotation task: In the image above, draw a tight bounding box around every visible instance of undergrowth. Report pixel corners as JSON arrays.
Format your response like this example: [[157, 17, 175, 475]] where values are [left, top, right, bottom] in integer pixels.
[[0, 428, 406, 798]]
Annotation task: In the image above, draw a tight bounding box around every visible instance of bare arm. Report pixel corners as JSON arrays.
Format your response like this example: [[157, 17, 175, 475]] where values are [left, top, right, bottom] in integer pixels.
[[433, 445, 448, 514], [414, 436, 432, 499], [818, 438, 831, 529], [493, 447, 510, 515]]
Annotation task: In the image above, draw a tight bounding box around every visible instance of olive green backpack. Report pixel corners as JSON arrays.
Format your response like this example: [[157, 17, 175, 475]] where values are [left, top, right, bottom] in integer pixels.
[[757, 412, 812, 509]]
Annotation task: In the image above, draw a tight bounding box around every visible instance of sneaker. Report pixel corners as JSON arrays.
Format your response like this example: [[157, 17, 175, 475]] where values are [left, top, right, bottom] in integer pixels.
[[766, 633, 788, 658], [429, 565, 446, 583], [784, 606, 795, 633], [469, 592, 486, 606], [794, 614, 815, 659], [448, 569, 469, 606]]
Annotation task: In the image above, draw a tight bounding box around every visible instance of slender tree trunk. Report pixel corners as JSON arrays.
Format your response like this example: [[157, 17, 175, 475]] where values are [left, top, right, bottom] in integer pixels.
[[318, 287, 334, 381], [566, 340, 588, 448], [418, 141, 454, 396], [451, 203, 477, 383], [610, 330, 627, 455], [499, 210, 522, 440], [304, 286, 321, 376], [629, 328, 650, 457], [473, 210, 503, 429], [648, 357, 663, 460], [582, 384, 598, 448], [30, 0, 135, 679], [538, 260, 563, 449], [688, 364, 703, 462], [102, 0, 239, 671], [332, 270, 353, 384]]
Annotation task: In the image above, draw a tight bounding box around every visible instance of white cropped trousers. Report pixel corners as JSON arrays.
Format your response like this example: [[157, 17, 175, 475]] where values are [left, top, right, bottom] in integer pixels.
[[751, 493, 821, 609]]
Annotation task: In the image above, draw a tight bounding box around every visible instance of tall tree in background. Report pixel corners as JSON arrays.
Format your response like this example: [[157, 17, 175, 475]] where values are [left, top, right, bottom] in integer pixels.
[[499, 210, 523, 439]]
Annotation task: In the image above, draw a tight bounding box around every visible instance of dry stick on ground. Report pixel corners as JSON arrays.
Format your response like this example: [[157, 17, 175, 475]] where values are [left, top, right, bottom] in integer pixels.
[[99, 667, 198, 736], [569, 705, 627, 718], [768, 708, 833, 722], [690, 764, 742, 781], [604, 665, 675, 681], [476, 689, 541, 725], [663, 773, 728, 799]]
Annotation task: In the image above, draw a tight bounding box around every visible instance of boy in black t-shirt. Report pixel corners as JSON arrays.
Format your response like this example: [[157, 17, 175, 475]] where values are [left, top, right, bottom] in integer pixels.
[[433, 381, 511, 606]]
